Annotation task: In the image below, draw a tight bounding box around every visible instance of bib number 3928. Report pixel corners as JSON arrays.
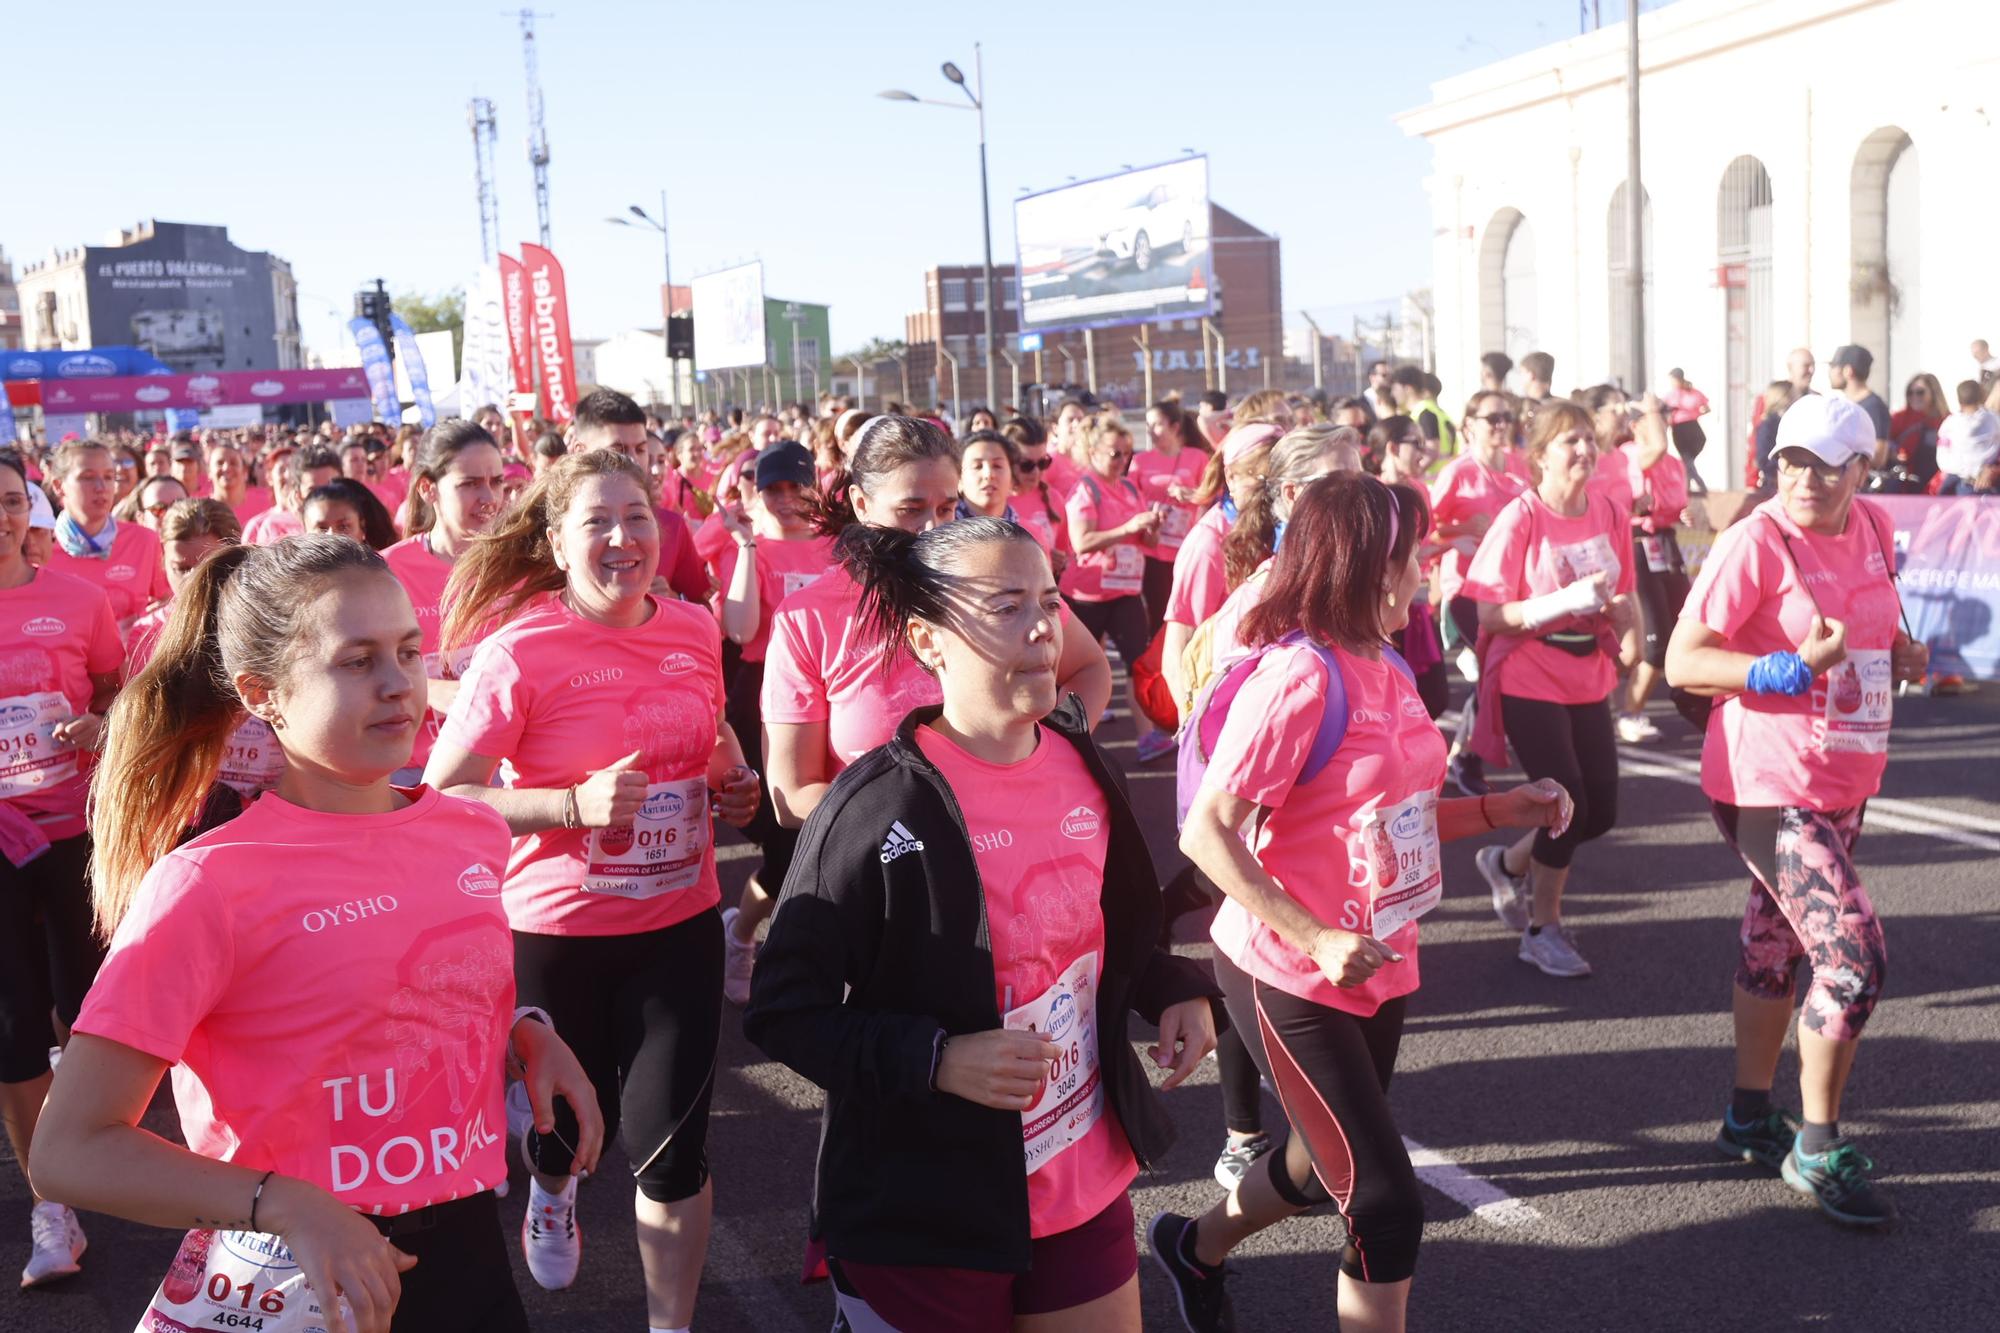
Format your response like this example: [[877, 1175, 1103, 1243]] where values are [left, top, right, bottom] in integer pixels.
[[584, 777, 708, 899]]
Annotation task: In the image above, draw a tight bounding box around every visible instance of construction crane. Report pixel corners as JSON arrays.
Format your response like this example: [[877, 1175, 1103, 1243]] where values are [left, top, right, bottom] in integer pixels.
[[517, 8, 553, 247], [468, 98, 500, 263]]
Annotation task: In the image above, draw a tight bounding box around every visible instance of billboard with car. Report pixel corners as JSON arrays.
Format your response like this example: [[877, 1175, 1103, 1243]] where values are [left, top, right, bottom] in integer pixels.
[[692, 262, 768, 371], [1013, 157, 1214, 333]]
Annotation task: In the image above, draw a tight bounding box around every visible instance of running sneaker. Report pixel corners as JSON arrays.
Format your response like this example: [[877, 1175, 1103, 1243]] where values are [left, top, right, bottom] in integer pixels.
[[1211, 1134, 1272, 1191], [1455, 646, 1481, 682], [1518, 923, 1593, 977], [1476, 845, 1529, 932], [1447, 751, 1491, 797], [721, 906, 759, 1006], [1715, 1105, 1799, 1173], [1147, 1211, 1236, 1333], [1782, 1140, 1897, 1228], [522, 1177, 582, 1289], [20, 1202, 85, 1289], [1615, 711, 1662, 744], [1135, 729, 1179, 764]]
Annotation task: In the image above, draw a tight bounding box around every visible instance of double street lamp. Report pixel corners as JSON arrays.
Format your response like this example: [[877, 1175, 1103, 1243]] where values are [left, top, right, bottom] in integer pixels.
[[881, 44, 999, 412], [606, 192, 680, 418]]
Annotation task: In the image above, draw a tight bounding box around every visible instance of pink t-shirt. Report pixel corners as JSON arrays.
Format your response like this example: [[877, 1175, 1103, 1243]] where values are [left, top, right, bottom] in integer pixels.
[[915, 725, 1137, 1238], [73, 787, 515, 1213], [226, 485, 275, 523], [714, 534, 834, 663], [1043, 453, 1084, 504], [1130, 448, 1210, 555], [1461, 492, 1634, 705], [0, 569, 122, 838], [383, 535, 480, 771], [442, 595, 725, 937], [128, 605, 284, 801], [47, 521, 169, 632], [1205, 642, 1444, 1014], [1662, 385, 1710, 426], [1429, 454, 1527, 605], [761, 565, 945, 771], [1587, 448, 1637, 518], [1062, 475, 1149, 602], [1163, 505, 1233, 629], [241, 506, 303, 547], [1012, 502, 1059, 556], [1684, 498, 1902, 811], [1622, 444, 1688, 533]]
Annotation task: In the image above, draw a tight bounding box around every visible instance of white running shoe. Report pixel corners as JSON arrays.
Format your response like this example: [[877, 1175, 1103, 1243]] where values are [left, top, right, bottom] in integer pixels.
[[721, 906, 759, 1007], [1455, 646, 1481, 682], [1476, 845, 1530, 932], [521, 1177, 581, 1290], [20, 1202, 85, 1289], [1615, 711, 1661, 744], [1519, 924, 1593, 978]]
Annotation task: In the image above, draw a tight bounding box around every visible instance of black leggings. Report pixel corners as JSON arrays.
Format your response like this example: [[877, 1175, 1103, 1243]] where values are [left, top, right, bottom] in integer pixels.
[[1216, 953, 1420, 1284], [1142, 556, 1175, 639], [1499, 694, 1620, 869], [0, 834, 102, 1084], [1068, 594, 1152, 674], [369, 1192, 529, 1331], [513, 909, 723, 1202], [1629, 532, 1691, 671], [725, 659, 799, 891]]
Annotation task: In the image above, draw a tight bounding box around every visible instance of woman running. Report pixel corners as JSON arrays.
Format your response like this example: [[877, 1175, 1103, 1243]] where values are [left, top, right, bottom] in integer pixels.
[[303, 478, 399, 551], [383, 419, 507, 782], [1463, 400, 1637, 978], [1430, 392, 1529, 796], [715, 441, 835, 1005], [0, 452, 121, 1290], [1666, 394, 1925, 1228], [1152, 473, 1572, 1333], [45, 440, 169, 635], [32, 533, 601, 1333], [745, 515, 1219, 1333], [1613, 393, 1690, 743], [423, 449, 758, 1331], [1131, 400, 1213, 636], [1158, 423, 1281, 713], [958, 430, 1053, 556], [1000, 417, 1068, 572], [1062, 410, 1163, 747]]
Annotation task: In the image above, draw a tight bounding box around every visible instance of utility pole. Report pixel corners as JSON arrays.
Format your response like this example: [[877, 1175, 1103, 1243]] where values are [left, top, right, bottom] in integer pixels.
[[468, 99, 500, 264], [518, 9, 553, 247], [1626, 0, 1646, 394], [1300, 312, 1325, 390]]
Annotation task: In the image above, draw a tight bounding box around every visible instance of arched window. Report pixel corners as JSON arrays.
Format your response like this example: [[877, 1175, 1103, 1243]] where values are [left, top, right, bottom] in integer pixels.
[[1478, 208, 1538, 366], [1607, 183, 1654, 392], [1851, 127, 1920, 396], [1718, 156, 1774, 483]]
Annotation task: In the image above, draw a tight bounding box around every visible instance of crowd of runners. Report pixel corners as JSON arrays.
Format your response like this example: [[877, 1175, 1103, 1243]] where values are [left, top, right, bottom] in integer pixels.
[[0, 344, 1948, 1329]]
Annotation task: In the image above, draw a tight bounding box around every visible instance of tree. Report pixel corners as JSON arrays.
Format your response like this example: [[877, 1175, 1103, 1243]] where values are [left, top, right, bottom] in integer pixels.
[[393, 288, 465, 368]]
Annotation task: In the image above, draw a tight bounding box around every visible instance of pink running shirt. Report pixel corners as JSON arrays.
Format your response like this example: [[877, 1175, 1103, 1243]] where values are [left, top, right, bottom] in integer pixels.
[[73, 788, 515, 1213], [1043, 453, 1084, 503], [916, 725, 1137, 1238], [1204, 642, 1444, 1015], [1130, 448, 1210, 555], [1684, 497, 1902, 811], [0, 570, 122, 837], [47, 521, 169, 632], [1062, 476, 1149, 602], [1622, 443, 1688, 533], [713, 534, 835, 663], [1460, 492, 1634, 705], [441, 595, 725, 936], [1429, 455, 1527, 606], [383, 535, 479, 771], [241, 506, 303, 547], [1163, 505, 1233, 629]]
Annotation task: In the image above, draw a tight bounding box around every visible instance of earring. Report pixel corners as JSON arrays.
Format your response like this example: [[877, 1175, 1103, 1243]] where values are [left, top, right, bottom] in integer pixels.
[[1385, 590, 1398, 609]]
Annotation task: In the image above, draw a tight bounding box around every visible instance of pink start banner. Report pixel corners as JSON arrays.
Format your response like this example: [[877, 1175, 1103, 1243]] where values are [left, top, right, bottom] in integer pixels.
[[37, 368, 372, 413]]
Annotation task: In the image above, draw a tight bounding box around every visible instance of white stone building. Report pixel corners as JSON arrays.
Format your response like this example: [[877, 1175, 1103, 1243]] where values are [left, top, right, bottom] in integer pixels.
[[1397, 0, 2000, 487]]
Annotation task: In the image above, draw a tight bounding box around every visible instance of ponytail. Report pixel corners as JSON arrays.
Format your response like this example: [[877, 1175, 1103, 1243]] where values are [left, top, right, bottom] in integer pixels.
[[835, 514, 1037, 672]]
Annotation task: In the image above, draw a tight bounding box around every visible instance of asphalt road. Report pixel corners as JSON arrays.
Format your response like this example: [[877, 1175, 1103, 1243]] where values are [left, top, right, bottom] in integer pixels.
[[7, 674, 1998, 1332]]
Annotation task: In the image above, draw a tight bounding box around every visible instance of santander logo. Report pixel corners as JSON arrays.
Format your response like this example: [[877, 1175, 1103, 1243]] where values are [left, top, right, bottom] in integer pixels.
[[1060, 805, 1103, 841], [457, 863, 502, 898], [22, 616, 64, 637]]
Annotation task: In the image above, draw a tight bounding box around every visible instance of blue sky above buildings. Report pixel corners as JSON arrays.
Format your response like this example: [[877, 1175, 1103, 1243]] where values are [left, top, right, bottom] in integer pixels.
[[4, 0, 1645, 359]]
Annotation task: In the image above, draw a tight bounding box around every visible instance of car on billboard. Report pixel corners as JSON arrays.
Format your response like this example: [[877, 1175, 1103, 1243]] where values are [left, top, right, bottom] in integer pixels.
[[1098, 181, 1205, 273]]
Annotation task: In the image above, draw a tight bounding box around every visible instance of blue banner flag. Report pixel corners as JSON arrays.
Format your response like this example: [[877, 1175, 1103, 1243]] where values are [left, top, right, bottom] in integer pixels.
[[348, 319, 401, 423], [388, 313, 437, 428]]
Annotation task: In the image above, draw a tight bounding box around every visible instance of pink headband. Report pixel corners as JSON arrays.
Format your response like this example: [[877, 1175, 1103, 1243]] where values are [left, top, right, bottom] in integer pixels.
[[1221, 422, 1283, 466]]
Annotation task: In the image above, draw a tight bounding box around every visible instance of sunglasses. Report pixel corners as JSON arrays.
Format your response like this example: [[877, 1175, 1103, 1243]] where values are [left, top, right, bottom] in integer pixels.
[[1476, 412, 1516, 425], [1019, 457, 1054, 472]]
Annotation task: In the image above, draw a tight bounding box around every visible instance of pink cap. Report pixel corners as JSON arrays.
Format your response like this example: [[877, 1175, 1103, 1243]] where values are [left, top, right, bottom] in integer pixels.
[[1221, 422, 1282, 465], [502, 462, 531, 480]]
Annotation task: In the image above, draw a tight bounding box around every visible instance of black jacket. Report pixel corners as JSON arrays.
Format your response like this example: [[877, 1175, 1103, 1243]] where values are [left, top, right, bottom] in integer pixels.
[[742, 696, 1219, 1272]]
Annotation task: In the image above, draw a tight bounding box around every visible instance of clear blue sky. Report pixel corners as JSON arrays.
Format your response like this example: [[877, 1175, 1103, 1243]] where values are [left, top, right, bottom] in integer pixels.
[[2, 0, 1624, 363]]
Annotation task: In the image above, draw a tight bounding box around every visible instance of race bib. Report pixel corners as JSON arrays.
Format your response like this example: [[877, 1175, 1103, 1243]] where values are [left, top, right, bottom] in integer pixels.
[[137, 1228, 330, 1333], [1817, 649, 1893, 754], [0, 691, 77, 800], [583, 778, 708, 899], [780, 569, 821, 599], [1103, 544, 1144, 595], [218, 717, 285, 800], [421, 644, 476, 681], [1159, 504, 1194, 545], [1641, 534, 1670, 573], [1552, 534, 1620, 585], [1358, 793, 1442, 938], [1006, 950, 1104, 1176]]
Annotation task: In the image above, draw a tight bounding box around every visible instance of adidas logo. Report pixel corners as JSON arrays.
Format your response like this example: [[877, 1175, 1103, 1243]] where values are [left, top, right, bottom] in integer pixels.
[[878, 820, 926, 864]]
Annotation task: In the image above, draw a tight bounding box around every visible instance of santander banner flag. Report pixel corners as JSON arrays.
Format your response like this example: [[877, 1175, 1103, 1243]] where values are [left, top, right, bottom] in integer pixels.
[[498, 253, 536, 409], [520, 243, 579, 424]]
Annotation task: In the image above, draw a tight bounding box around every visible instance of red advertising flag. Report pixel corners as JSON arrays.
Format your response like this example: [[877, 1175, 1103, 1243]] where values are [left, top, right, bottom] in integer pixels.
[[498, 252, 536, 407], [520, 243, 579, 425]]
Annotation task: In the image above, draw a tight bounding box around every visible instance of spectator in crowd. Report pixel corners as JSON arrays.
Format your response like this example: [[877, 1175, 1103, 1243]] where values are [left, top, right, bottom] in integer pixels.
[[1937, 379, 2000, 496], [1480, 351, 1514, 393], [1391, 367, 1455, 464], [1520, 351, 1556, 401], [1972, 338, 2000, 379], [1887, 374, 1949, 490], [1828, 345, 1891, 468], [1753, 380, 1800, 493], [1364, 360, 1398, 420]]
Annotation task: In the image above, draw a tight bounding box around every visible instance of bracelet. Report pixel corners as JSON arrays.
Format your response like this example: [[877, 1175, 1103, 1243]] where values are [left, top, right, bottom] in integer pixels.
[[250, 1169, 276, 1233], [562, 785, 580, 830], [1745, 651, 1814, 697], [1479, 794, 1496, 829]]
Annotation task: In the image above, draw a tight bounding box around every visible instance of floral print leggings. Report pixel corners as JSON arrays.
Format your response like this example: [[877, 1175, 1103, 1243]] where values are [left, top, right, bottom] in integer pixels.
[[1710, 801, 1886, 1043]]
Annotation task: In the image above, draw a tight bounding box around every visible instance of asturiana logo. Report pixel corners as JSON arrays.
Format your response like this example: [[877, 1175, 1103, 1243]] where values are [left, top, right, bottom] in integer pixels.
[[457, 864, 502, 898], [1059, 805, 1102, 841], [22, 616, 64, 637], [659, 652, 699, 676]]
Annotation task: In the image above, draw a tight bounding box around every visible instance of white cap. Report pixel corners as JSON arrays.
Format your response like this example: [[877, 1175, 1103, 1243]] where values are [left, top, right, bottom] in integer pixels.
[[1774, 393, 1875, 467], [26, 485, 55, 532]]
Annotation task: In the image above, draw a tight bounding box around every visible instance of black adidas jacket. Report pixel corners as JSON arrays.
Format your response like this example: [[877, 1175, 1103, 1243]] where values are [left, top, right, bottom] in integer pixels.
[[742, 696, 1221, 1272]]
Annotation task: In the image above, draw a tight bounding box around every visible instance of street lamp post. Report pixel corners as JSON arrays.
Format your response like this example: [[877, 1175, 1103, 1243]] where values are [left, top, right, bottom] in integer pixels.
[[607, 193, 679, 419], [879, 42, 998, 412]]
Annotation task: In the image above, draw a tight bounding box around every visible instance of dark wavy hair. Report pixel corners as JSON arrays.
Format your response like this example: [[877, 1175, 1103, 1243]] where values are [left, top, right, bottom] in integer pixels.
[[1238, 472, 1429, 652]]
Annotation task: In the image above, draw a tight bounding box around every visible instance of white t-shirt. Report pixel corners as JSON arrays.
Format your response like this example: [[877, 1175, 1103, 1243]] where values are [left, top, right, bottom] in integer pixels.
[[1937, 408, 2000, 479]]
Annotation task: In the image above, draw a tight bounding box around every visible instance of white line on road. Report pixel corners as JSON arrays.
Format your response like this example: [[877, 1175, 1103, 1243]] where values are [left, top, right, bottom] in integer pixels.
[[1401, 1135, 1548, 1230]]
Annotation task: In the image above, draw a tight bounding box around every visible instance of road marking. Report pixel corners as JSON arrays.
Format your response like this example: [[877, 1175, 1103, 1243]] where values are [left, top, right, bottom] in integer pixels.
[[1622, 748, 2000, 836], [1401, 1135, 1546, 1229]]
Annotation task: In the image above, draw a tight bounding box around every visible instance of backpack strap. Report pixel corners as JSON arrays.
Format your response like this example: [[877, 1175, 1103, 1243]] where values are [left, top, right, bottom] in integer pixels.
[[1296, 643, 1414, 785]]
